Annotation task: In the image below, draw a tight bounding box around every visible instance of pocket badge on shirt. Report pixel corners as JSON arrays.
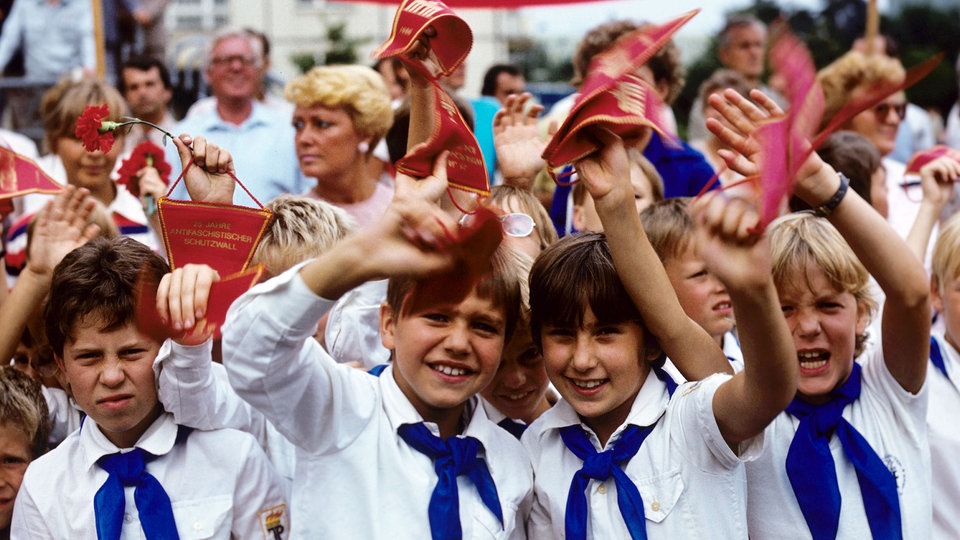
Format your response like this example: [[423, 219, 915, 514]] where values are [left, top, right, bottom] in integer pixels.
[[259, 503, 289, 539]]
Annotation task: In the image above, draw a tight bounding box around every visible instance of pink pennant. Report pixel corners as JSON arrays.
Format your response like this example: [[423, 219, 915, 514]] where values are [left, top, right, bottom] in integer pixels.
[[905, 145, 960, 175]]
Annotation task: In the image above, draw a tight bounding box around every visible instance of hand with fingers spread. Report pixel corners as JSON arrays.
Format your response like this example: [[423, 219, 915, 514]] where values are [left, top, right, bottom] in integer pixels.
[[27, 185, 101, 278], [173, 134, 236, 205], [493, 92, 547, 189], [156, 263, 221, 344]]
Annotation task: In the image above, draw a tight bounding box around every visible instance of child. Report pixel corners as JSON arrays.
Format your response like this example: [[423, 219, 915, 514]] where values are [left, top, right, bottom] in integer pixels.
[[641, 197, 742, 374], [524, 130, 797, 538], [479, 249, 554, 437], [709, 88, 933, 538], [571, 147, 664, 233], [0, 366, 49, 538], [161, 153, 534, 538]]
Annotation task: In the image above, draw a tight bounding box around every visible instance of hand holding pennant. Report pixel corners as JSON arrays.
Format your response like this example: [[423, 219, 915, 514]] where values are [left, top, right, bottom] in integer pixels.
[[541, 10, 698, 173], [373, 0, 490, 196], [905, 146, 960, 175]]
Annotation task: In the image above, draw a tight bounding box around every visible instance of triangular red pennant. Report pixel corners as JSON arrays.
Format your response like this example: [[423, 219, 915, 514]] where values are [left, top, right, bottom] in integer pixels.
[[0, 146, 63, 200], [372, 0, 472, 78], [905, 145, 960, 175]]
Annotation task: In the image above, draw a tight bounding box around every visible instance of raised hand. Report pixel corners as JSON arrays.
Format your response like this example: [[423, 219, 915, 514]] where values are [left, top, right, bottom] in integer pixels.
[[156, 263, 221, 340], [573, 128, 633, 210], [173, 134, 236, 204], [493, 92, 547, 188], [918, 155, 960, 212], [689, 191, 770, 292], [27, 185, 100, 278]]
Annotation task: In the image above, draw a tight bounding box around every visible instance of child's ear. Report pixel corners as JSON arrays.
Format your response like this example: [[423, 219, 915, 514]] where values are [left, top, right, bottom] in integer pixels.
[[379, 302, 397, 351], [931, 277, 944, 314], [571, 204, 585, 232], [54, 353, 66, 373]]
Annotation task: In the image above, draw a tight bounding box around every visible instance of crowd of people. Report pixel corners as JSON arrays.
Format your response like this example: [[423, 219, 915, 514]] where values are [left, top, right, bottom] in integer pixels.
[[1, 4, 960, 539]]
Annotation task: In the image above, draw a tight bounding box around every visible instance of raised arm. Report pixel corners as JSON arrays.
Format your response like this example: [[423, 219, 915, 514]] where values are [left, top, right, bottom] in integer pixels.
[[574, 130, 731, 379], [493, 92, 547, 190], [691, 192, 796, 445], [905, 156, 960, 261], [709, 88, 931, 393]]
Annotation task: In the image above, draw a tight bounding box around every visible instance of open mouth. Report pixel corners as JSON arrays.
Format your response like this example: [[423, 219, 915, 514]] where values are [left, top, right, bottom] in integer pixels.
[[429, 363, 473, 378], [569, 378, 607, 393], [498, 389, 535, 402], [798, 350, 830, 371]]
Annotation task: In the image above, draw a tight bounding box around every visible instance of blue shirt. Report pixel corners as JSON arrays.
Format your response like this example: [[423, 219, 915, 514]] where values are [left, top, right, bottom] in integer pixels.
[[0, 0, 96, 79], [167, 101, 307, 206]]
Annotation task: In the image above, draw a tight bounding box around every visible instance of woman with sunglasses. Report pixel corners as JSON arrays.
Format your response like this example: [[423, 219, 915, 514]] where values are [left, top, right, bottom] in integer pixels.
[[816, 51, 919, 243]]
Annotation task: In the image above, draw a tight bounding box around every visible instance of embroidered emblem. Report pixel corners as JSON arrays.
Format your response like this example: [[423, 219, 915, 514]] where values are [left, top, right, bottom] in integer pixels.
[[259, 504, 288, 539], [882, 454, 906, 495]]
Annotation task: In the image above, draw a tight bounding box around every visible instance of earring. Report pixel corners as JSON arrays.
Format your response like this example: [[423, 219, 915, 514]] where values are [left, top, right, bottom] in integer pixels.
[[358, 141, 370, 153]]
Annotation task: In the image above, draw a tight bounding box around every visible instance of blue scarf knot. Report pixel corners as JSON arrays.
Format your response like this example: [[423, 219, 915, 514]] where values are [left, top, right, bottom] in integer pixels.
[[95, 449, 179, 540], [397, 422, 503, 540], [785, 363, 902, 540]]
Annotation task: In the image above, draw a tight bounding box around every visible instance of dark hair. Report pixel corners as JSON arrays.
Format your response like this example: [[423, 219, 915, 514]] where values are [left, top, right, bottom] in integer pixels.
[[44, 237, 169, 356], [386, 245, 523, 343], [385, 96, 475, 165], [529, 232, 657, 353], [480, 64, 522, 97], [119, 56, 173, 92], [791, 130, 880, 211], [718, 15, 765, 51]]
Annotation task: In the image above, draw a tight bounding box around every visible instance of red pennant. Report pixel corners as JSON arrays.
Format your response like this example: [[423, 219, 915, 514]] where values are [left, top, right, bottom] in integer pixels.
[[404, 206, 503, 315], [157, 197, 272, 277], [136, 265, 265, 342], [372, 0, 472, 78], [905, 145, 960, 175], [541, 10, 698, 171], [0, 146, 63, 200]]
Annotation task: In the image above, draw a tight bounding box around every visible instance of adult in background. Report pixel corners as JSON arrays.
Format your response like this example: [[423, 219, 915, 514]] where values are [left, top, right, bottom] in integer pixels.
[[168, 27, 304, 205], [286, 65, 394, 229], [687, 15, 784, 141], [118, 56, 177, 153]]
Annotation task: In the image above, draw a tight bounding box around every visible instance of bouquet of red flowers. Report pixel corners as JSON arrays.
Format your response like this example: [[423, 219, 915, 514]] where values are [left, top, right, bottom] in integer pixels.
[[117, 140, 171, 198]]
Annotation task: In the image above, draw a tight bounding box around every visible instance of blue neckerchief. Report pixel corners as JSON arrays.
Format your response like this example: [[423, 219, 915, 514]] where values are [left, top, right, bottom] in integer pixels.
[[652, 363, 677, 396], [785, 363, 902, 540], [497, 418, 527, 440], [930, 336, 949, 380], [397, 422, 503, 540], [368, 363, 388, 377], [560, 423, 657, 540], [94, 426, 192, 540]]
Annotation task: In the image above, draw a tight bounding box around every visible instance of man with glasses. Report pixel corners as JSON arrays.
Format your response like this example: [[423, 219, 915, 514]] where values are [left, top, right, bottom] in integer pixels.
[[167, 28, 305, 205]]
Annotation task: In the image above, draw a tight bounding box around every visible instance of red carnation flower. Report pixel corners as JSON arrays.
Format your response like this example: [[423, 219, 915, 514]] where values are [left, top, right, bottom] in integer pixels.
[[75, 104, 118, 153], [117, 141, 172, 198]]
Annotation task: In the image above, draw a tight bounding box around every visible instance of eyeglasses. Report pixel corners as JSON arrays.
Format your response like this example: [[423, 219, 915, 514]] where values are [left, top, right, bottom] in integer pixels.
[[210, 55, 258, 68], [873, 102, 907, 122], [459, 212, 536, 238]]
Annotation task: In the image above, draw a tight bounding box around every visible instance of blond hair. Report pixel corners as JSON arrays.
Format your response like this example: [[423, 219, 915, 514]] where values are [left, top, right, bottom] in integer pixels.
[[285, 65, 393, 142], [40, 76, 129, 154], [768, 212, 877, 355], [816, 51, 905, 131], [0, 367, 49, 458], [932, 213, 960, 295], [251, 195, 355, 278]]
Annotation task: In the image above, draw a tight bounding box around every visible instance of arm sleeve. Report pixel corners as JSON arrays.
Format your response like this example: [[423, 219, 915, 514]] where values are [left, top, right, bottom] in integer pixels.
[[231, 434, 290, 539], [11, 476, 56, 539], [221, 265, 380, 453], [0, 2, 24, 72]]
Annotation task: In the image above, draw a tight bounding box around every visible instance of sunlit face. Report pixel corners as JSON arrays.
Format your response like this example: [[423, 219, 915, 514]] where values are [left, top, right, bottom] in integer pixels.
[[933, 273, 960, 356], [0, 422, 31, 530], [847, 91, 906, 157], [121, 66, 172, 119], [480, 324, 550, 423], [541, 307, 656, 443], [719, 24, 767, 79], [55, 134, 123, 201], [293, 104, 366, 184], [56, 318, 163, 449], [205, 36, 261, 102], [380, 290, 507, 424], [493, 72, 525, 105], [778, 264, 868, 403], [663, 245, 734, 342]]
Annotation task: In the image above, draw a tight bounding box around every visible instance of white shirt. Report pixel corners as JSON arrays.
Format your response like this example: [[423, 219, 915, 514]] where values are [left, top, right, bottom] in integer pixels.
[[220, 266, 534, 539], [661, 331, 744, 383], [11, 413, 288, 539], [40, 386, 83, 446], [927, 333, 960, 539], [745, 345, 931, 539], [523, 372, 761, 539], [323, 279, 390, 369]]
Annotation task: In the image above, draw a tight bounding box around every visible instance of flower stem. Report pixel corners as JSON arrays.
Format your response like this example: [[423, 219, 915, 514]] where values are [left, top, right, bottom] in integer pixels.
[[118, 117, 177, 145]]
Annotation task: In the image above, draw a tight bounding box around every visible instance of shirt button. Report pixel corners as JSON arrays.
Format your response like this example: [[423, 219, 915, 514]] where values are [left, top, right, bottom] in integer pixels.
[[596, 484, 607, 495], [651, 500, 661, 512]]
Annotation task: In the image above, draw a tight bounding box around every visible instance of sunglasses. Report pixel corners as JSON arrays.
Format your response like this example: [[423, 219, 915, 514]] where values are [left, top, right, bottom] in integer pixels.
[[459, 212, 536, 238], [873, 102, 907, 122]]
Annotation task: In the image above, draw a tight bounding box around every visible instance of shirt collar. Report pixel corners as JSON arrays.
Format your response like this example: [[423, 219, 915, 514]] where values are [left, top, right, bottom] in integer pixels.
[[200, 100, 273, 131], [79, 412, 178, 472]]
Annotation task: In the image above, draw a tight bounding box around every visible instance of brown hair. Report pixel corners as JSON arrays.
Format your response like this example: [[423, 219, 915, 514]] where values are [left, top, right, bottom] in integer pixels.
[[816, 51, 905, 131], [640, 197, 693, 262], [0, 366, 50, 458], [486, 185, 559, 251]]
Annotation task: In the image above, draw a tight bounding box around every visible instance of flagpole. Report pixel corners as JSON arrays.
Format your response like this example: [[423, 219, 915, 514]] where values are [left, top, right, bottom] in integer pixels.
[[865, 0, 879, 55], [91, 0, 106, 79]]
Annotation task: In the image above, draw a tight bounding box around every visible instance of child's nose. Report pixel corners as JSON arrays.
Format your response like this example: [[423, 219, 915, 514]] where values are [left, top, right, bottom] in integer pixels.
[[99, 358, 126, 387], [570, 339, 596, 371], [501, 367, 526, 389], [442, 324, 471, 356], [793, 310, 821, 337]]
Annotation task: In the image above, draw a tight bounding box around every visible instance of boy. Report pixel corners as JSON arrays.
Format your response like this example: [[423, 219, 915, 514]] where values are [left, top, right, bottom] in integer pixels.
[[161, 153, 534, 538], [641, 197, 742, 374], [0, 367, 49, 538], [524, 131, 797, 538]]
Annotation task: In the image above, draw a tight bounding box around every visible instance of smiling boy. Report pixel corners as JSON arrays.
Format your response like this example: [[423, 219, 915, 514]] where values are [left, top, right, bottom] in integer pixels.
[[10, 237, 288, 539]]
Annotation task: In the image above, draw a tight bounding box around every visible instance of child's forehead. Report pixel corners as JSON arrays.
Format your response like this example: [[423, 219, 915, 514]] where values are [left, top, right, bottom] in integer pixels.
[[401, 288, 506, 319]]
